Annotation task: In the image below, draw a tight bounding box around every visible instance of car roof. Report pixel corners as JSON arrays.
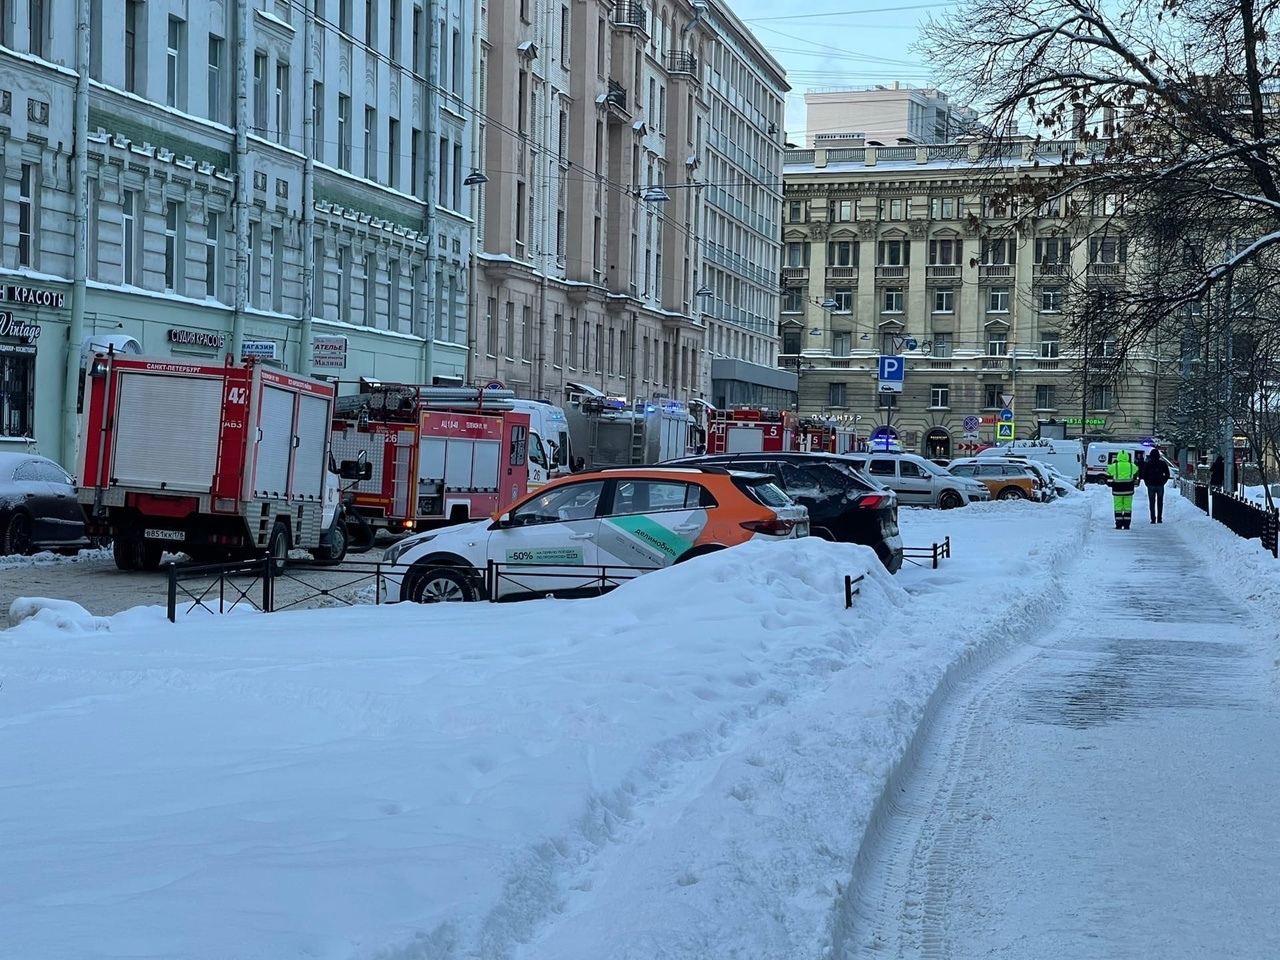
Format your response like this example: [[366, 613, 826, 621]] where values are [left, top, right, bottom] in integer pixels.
[[0, 451, 49, 469]]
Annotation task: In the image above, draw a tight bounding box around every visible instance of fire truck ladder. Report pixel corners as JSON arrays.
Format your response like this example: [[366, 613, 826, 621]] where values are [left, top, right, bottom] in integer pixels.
[[630, 415, 646, 465]]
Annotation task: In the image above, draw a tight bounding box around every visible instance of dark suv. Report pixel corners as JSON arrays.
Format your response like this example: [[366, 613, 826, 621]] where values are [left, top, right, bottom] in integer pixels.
[[662, 452, 903, 573]]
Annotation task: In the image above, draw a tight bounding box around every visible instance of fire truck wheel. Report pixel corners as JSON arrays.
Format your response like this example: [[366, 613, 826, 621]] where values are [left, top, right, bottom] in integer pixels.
[[138, 540, 165, 572], [266, 521, 291, 576], [112, 534, 137, 571], [408, 566, 480, 603], [938, 490, 964, 510], [673, 543, 727, 565], [313, 520, 349, 565]]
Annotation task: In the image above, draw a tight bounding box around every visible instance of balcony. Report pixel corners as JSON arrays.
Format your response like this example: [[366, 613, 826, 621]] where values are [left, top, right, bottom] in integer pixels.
[[603, 79, 629, 123], [979, 264, 1013, 280], [1089, 261, 1125, 278], [1036, 358, 1061, 370], [927, 265, 959, 279], [612, 2, 648, 31], [1036, 262, 1069, 277], [875, 265, 906, 280], [666, 51, 698, 79], [981, 356, 1009, 370], [781, 266, 808, 281], [927, 359, 953, 369], [826, 266, 858, 280]]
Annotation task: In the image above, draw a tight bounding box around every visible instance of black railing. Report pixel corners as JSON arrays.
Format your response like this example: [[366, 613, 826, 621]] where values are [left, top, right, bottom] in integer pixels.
[[1176, 477, 1209, 512], [666, 51, 698, 75], [902, 537, 952, 569], [166, 557, 396, 621], [1210, 489, 1278, 557], [485, 560, 650, 600], [613, 2, 647, 29], [605, 78, 627, 111], [844, 573, 865, 608]]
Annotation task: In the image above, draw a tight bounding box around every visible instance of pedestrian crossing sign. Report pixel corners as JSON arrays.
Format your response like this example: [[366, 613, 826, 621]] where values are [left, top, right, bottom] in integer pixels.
[[996, 421, 1016, 441]]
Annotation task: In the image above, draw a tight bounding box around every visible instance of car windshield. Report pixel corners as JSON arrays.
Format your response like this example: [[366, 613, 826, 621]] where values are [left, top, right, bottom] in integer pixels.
[[915, 459, 952, 477]]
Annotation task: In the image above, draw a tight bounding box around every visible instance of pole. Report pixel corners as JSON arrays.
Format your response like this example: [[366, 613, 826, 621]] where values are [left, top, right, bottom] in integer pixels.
[[299, 0, 316, 375], [63, 0, 90, 467], [422, 0, 440, 384], [1221, 266, 1235, 492], [232, 0, 252, 359]]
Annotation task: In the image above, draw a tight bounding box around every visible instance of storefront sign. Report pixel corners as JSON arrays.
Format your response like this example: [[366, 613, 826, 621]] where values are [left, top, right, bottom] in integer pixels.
[[312, 335, 348, 368], [241, 340, 278, 360], [1059, 417, 1107, 426], [0, 285, 65, 309], [168, 328, 226, 348], [0, 313, 41, 342]]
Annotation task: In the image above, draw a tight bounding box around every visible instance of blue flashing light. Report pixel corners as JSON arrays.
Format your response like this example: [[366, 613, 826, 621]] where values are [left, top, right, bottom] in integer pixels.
[[645, 404, 657, 414]]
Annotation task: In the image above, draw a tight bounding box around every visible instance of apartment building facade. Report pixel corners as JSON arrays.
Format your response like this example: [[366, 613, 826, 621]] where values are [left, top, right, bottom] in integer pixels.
[[805, 83, 979, 147], [0, 0, 473, 466], [471, 0, 791, 408], [780, 138, 1169, 457]]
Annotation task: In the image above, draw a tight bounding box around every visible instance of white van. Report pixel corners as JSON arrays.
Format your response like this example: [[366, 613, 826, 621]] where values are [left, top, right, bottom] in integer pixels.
[[508, 399, 574, 482], [1084, 442, 1170, 483], [978, 438, 1086, 489]]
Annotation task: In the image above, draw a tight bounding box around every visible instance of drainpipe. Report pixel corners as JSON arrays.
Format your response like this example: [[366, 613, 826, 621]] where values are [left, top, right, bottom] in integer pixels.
[[232, 0, 252, 359], [63, 0, 90, 467], [465, 0, 483, 386], [299, 0, 316, 374], [422, 0, 440, 384]]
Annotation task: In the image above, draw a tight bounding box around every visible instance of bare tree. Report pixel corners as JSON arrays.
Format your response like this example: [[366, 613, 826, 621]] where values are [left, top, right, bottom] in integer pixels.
[[919, 0, 1280, 350]]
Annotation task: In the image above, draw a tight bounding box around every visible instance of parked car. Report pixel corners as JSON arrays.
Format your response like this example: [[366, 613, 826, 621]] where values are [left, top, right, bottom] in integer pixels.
[[945, 458, 1045, 501], [0, 452, 92, 556], [965, 456, 1059, 500], [381, 465, 809, 602], [840, 451, 991, 509], [977, 439, 1086, 489], [663, 451, 904, 573]]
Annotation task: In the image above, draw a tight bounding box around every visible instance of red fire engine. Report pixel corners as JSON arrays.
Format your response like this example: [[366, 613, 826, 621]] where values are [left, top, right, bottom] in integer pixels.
[[705, 408, 790, 454], [330, 385, 538, 533]]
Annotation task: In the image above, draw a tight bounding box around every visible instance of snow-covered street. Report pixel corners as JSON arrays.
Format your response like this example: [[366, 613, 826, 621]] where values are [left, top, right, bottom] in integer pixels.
[[3, 487, 1279, 959], [841, 493, 1280, 958]]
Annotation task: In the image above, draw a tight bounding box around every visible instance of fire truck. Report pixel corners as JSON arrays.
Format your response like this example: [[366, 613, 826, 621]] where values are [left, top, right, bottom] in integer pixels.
[[564, 395, 703, 469], [705, 408, 865, 456], [78, 353, 355, 572], [329, 384, 542, 534]]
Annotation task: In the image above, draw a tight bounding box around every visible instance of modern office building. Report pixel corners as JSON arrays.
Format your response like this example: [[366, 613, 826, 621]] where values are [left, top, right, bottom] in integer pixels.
[[0, 0, 473, 466], [805, 83, 979, 147], [779, 135, 1172, 457], [471, 0, 791, 409]]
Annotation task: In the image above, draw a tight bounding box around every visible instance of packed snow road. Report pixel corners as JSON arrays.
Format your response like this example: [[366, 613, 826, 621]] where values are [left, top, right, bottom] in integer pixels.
[[839, 492, 1280, 958]]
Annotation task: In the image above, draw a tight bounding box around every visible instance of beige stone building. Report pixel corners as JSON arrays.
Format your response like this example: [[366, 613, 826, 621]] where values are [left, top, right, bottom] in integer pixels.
[[470, 0, 790, 407], [805, 83, 978, 147], [780, 137, 1172, 458]]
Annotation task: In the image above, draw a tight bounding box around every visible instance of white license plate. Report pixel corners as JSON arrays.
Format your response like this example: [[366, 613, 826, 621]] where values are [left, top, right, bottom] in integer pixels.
[[144, 528, 186, 542]]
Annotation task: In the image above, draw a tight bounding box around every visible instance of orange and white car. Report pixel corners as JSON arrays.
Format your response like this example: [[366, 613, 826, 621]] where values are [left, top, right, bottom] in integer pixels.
[[381, 465, 809, 602]]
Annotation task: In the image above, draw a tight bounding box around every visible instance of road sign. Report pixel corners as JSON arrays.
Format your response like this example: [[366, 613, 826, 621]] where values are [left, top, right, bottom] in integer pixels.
[[484, 380, 505, 390], [962, 415, 980, 432], [965, 430, 980, 441], [996, 422, 1016, 441], [999, 408, 1014, 422], [1001, 393, 1015, 408], [878, 355, 904, 393]]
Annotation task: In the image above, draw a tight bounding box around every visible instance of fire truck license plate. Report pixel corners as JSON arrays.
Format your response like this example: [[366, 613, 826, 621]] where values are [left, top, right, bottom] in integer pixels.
[[145, 528, 187, 542]]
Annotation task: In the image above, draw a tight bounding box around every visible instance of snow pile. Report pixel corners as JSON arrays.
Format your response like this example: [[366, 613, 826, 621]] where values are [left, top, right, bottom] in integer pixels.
[[0, 546, 111, 570], [0, 494, 1095, 960], [6, 596, 112, 632]]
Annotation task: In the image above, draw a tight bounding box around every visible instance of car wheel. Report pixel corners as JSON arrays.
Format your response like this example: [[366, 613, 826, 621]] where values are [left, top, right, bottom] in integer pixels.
[[938, 490, 964, 510], [998, 486, 1028, 501], [266, 520, 291, 576], [408, 566, 481, 603], [2, 512, 34, 556]]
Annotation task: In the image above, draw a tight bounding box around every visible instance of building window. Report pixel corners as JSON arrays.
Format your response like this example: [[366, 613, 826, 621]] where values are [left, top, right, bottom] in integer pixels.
[[275, 63, 291, 142], [984, 385, 1002, 408], [311, 239, 325, 317], [1041, 286, 1063, 312], [1035, 236, 1069, 264], [878, 393, 897, 409], [337, 95, 352, 169], [781, 326, 802, 354], [827, 241, 856, 266], [252, 52, 268, 133], [832, 332, 851, 356], [89, 0, 103, 78], [828, 287, 853, 312], [930, 384, 950, 408], [340, 0, 353, 33], [928, 238, 961, 265], [832, 199, 854, 221], [988, 286, 1010, 313], [883, 287, 904, 313], [1091, 384, 1114, 410], [271, 226, 284, 313], [1090, 236, 1127, 263], [29, 0, 49, 58], [1040, 332, 1060, 358], [364, 254, 377, 326], [125, 1, 144, 94], [387, 118, 400, 189], [485, 297, 498, 355], [515, 181, 527, 248], [312, 82, 325, 157], [880, 332, 901, 355], [879, 198, 906, 220], [933, 287, 954, 313], [987, 328, 1008, 355], [163, 201, 183, 292], [787, 200, 807, 222], [410, 128, 422, 197], [165, 17, 185, 109], [388, 0, 400, 61], [208, 36, 226, 122], [932, 332, 952, 357], [248, 221, 261, 308], [782, 287, 804, 313], [929, 197, 956, 219], [364, 106, 377, 180], [785, 242, 810, 267], [504, 301, 515, 358], [522, 306, 532, 360], [453, 28, 463, 92], [877, 239, 908, 266], [1036, 384, 1056, 409], [365, 0, 377, 44], [552, 314, 563, 366], [412, 5, 422, 73], [828, 382, 847, 407], [981, 237, 1015, 264], [16, 163, 35, 269], [205, 212, 221, 298], [569, 316, 579, 368], [338, 248, 352, 322], [1097, 336, 1118, 358], [121, 189, 139, 284]]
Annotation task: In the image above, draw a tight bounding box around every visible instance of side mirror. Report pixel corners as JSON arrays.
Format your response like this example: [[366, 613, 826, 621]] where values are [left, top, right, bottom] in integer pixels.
[[339, 459, 373, 480]]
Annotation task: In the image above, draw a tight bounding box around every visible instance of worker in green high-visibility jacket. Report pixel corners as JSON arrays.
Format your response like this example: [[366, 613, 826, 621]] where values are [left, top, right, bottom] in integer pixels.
[[1106, 450, 1140, 530]]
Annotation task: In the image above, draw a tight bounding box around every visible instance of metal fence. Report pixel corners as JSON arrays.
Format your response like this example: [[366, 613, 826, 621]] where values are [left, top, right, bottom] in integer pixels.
[[1176, 482, 1279, 558], [902, 537, 953, 569], [166, 558, 396, 621], [484, 561, 650, 601]]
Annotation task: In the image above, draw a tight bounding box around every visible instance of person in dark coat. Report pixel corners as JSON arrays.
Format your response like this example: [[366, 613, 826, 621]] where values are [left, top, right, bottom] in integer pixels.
[[1140, 452, 1171, 523], [1209, 455, 1225, 488]]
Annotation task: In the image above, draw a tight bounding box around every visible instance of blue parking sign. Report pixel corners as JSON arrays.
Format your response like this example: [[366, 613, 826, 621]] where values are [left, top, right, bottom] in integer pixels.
[[878, 356, 904, 382]]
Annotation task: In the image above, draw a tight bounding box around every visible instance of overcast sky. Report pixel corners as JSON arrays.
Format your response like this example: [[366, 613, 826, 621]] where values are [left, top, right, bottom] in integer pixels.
[[728, 1, 958, 144]]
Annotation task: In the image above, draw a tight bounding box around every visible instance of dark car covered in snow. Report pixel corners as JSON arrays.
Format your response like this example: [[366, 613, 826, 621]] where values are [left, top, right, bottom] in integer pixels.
[[0, 452, 91, 556], [661, 452, 903, 573]]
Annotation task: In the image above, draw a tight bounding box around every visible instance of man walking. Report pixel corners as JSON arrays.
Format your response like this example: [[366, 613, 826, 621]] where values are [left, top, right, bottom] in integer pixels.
[[1140, 451, 1171, 523], [1106, 450, 1140, 530]]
